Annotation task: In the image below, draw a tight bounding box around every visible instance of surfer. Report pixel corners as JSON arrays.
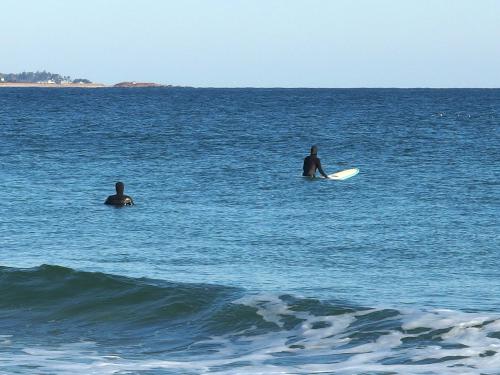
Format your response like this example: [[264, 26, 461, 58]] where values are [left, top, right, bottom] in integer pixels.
[[105, 182, 134, 206], [303, 145, 329, 178]]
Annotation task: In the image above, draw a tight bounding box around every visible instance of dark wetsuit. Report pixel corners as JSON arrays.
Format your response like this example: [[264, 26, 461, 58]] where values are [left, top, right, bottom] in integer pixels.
[[104, 194, 134, 206], [303, 155, 328, 178]]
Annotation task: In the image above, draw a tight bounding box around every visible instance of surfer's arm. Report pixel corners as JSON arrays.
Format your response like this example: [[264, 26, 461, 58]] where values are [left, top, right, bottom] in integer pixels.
[[317, 159, 328, 178]]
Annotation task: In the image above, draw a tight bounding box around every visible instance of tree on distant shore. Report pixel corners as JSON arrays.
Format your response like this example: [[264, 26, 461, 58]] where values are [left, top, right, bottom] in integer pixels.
[[0, 71, 91, 83]]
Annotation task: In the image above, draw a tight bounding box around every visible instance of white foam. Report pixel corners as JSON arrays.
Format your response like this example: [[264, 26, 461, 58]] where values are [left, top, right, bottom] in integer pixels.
[[234, 293, 293, 328], [3, 299, 500, 374]]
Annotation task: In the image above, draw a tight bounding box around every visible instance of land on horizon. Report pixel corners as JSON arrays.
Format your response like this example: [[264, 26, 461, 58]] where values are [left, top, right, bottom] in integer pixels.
[[0, 71, 180, 88], [1, 70, 499, 90], [0, 82, 181, 88]]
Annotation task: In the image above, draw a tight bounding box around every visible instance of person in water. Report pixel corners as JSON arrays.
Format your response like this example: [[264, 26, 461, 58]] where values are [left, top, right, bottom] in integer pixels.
[[303, 145, 329, 178], [105, 182, 134, 206]]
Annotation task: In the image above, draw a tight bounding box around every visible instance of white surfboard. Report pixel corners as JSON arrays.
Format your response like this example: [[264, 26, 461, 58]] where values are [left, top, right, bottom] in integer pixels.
[[325, 168, 359, 180]]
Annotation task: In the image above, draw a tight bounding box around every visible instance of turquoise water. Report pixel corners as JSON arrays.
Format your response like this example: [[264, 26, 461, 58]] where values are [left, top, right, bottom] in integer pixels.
[[0, 88, 499, 374]]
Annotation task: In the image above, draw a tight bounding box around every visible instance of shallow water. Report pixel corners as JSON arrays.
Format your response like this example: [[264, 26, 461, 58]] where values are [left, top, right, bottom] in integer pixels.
[[0, 88, 499, 374]]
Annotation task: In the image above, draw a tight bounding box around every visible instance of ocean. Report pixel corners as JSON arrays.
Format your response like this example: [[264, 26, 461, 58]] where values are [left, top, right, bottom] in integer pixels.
[[0, 88, 499, 374]]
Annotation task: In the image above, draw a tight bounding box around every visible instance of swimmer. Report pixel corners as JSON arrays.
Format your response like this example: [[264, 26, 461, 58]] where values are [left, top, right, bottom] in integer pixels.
[[302, 145, 329, 178], [105, 182, 134, 206]]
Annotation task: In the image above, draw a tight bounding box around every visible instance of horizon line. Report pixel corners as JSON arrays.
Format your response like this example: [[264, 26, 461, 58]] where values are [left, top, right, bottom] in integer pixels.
[[1, 84, 499, 90], [180, 86, 500, 89]]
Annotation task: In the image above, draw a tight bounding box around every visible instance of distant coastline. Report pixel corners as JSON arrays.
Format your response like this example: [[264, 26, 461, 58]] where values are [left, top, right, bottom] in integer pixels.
[[0, 82, 107, 88], [0, 82, 187, 88], [0, 71, 181, 88]]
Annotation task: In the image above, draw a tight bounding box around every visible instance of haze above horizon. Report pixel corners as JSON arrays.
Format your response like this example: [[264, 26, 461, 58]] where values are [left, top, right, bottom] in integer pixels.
[[1, 0, 499, 88]]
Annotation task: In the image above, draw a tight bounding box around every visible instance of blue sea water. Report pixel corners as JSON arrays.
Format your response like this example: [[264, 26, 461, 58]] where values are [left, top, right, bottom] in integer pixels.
[[0, 88, 499, 374]]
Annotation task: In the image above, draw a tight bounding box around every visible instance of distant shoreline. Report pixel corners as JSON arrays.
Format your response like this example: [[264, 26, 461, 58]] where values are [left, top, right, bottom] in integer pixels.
[[1, 83, 498, 89], [0, 82, 107, 88], [0, 82, 184, 89]]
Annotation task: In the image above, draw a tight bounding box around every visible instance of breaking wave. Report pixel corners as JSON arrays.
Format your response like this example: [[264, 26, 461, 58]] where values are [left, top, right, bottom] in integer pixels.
[[1, 265, 500, 374]]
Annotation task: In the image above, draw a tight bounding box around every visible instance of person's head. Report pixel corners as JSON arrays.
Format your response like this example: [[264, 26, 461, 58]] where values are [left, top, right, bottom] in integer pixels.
[[115, 181, 125, 195], [310, 145, 318, 155]]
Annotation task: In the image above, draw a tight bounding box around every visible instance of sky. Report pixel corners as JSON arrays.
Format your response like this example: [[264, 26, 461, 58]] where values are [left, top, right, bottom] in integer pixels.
[[1, 0, 499, 87]]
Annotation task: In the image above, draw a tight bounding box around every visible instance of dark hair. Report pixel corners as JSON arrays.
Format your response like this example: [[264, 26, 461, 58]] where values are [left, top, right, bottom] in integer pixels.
[[310, 145, 318, 155]]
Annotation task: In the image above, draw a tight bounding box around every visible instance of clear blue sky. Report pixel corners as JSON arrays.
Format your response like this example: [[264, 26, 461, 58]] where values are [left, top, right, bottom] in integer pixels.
[[1, 0, 499, 87]]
